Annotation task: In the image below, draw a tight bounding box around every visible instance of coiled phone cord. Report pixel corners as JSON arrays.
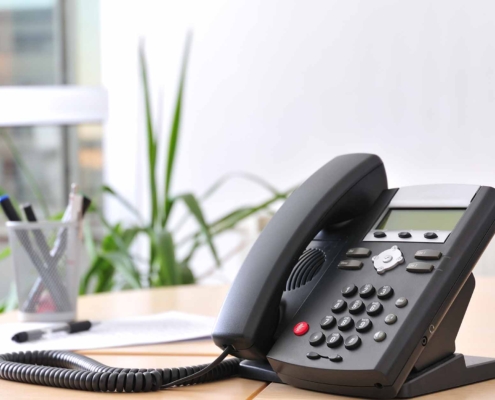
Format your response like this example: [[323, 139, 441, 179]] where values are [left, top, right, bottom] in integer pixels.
[[0, 346, 239, 392]]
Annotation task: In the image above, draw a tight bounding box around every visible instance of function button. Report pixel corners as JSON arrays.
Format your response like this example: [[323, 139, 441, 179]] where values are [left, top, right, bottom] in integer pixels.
[[359, 284, 376, 298], [309, 332, 325, 346], [293, 322, 309, 336], [366, 301, 383, 316], [356, 318, 373, 333], [349, 299, 365, 315], [377, 285, 394, 300], [331, 299, 347, 313], [337, 316, 354, 331], [424, 232, 438, 239], [329, 354, 343, 362], [398, 232, 411, 238], [307, 352, 320, 360], [327, 332, 343, 348], [415, 249, 442, 260], [374, 331, 387, 342], [320, 316, 336, 330], [385, 314, 398, 325], [346, 248, 371, 258], [344, 335, 362, 350], [341, 284, 357, 297], [338, 260, 363, 270], [395, 297, 408, 308], [374, 231, 386, 238], [407, 262, 434, 273]]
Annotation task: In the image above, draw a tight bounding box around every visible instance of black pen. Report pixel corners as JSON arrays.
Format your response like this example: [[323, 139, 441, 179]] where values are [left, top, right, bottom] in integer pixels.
[[11, 321, 95, 343]]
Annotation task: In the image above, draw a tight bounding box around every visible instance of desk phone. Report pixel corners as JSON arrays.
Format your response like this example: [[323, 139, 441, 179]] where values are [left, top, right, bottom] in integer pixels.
[[2, 153, 495, 398]]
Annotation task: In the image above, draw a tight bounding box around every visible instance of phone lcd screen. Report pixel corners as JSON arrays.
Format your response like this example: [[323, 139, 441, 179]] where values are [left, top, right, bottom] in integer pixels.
[[377, 209, 465, 231]]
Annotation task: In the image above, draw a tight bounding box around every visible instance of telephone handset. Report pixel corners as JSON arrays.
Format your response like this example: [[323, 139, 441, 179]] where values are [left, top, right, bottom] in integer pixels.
[[3, 153, 495, 397], [213, 153, 495, 398]]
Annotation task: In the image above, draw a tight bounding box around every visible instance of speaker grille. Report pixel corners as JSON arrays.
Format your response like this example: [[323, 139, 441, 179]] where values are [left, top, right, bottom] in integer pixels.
[[286, 248, 326, 291]]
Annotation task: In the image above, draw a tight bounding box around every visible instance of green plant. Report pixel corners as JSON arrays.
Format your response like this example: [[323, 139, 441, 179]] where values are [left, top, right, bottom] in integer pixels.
[[79, 36, 292, 293]]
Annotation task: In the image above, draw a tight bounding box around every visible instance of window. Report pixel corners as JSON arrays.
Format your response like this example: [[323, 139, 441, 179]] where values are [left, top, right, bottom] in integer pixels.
[[0, 0, 106, 299]]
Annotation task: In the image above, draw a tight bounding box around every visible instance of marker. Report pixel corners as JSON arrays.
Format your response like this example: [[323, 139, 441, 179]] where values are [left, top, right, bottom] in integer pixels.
[[11, 321, 95, 343]]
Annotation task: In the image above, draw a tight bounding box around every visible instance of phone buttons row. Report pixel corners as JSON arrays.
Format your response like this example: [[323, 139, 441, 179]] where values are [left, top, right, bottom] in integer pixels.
[[331, 299, 384, 316], [324, 332, 362, 350]]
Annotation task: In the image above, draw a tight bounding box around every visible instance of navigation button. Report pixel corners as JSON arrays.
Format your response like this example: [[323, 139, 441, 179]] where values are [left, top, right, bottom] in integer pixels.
[[338, 260, 363, 270], [407, 262, 434, 273], [329, 354, 343, 362], [424, 232, 438, 239], [385, 314, 398, 325], [374, 231, 386, 238], [398, 232, 411, 238]]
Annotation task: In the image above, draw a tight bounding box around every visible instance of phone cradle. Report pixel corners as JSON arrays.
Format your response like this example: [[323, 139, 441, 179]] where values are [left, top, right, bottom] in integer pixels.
[[238, 274, 495, 398]]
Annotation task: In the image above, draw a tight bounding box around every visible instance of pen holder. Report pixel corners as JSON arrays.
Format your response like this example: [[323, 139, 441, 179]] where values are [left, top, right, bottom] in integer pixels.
[[7, 220, 80, 322]]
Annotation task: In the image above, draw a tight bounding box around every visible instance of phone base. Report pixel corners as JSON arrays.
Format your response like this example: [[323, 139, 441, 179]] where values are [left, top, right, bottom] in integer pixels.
[[397, 353, 495, 398]]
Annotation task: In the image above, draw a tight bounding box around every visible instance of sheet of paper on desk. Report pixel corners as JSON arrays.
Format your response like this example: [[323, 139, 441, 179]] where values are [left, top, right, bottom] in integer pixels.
[[0, 311, 216, 353]]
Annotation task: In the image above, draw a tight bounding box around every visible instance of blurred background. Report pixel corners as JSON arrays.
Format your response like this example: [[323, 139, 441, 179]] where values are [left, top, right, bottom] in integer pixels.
[[1, 0, 495, 305]]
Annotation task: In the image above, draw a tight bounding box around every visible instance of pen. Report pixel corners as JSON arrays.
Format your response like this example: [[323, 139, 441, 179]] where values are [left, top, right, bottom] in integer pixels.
[[11, 320, 95, 343], [1, 195, 70, 312]]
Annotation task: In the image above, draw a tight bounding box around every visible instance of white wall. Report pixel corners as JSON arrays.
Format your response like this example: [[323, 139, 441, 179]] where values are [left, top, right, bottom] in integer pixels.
[[100, 0, 495, 277]]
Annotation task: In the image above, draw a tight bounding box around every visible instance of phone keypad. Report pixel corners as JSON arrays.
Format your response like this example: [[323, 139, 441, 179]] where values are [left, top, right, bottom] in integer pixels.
[[305, 282, 406, 360]]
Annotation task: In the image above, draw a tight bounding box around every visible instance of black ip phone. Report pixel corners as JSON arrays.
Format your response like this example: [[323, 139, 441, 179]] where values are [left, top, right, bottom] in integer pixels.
[[2, 153, 495, 398]]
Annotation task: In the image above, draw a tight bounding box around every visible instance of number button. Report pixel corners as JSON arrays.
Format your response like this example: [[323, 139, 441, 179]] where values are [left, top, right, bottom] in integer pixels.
[[355, 318, 373, 333], [341, 284, 357, 297], [309, 332, 325, 346], [348, 299, 365, 315], [320, 316, 336, 329], [377, 285, 394, 300], [359, 284, 375, 298], [344, 335, 362, 350], [332, 299, 347, 313], [366, 301, 383, 316], [337, 316, 354, 331], [327, 332, 343, 348]]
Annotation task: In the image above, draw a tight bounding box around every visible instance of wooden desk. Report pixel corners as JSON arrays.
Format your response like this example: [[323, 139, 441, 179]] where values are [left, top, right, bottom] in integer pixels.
[[1, 276, 495, 399]]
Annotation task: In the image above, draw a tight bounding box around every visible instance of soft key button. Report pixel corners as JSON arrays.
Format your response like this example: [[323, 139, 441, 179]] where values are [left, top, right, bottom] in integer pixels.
[[372, 246, 404, 275], [346, 248, 371, 258], [415, 249, 442, 260]]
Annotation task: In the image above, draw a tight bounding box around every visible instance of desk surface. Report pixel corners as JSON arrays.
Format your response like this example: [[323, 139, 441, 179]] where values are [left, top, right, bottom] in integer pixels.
[[1, 277, 495, 399]]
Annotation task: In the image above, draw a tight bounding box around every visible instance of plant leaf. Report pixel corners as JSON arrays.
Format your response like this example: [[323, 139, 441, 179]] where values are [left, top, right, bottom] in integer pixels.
[[139, 41, 159, 226], [0, 283, 18, 313], [153, 230, 176, 286], [0, 247, 11, 261], [175, 193, 220, 266], [162, 33, 192, 227], [101, 251, 142, 289], [83, 220, 97, 262]]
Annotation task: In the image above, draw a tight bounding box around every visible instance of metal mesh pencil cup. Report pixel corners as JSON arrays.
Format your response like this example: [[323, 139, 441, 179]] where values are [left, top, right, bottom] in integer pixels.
[[7, 220, 80, 322]]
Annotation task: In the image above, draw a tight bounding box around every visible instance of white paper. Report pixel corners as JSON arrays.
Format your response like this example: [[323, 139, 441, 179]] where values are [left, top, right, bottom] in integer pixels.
[[0, 311, 215, 354]]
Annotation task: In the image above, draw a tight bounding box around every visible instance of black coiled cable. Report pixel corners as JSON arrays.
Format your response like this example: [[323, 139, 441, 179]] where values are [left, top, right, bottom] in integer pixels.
[[0, 347, 240, 392]]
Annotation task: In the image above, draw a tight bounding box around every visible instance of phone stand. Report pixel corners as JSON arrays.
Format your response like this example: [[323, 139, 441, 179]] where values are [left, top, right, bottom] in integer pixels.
[[397, 273, 495, 397], [239, 274, 495, 398]]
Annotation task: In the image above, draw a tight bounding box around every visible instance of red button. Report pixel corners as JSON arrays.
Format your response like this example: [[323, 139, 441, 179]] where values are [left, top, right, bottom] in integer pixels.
[[293, 322, 309, 336]]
